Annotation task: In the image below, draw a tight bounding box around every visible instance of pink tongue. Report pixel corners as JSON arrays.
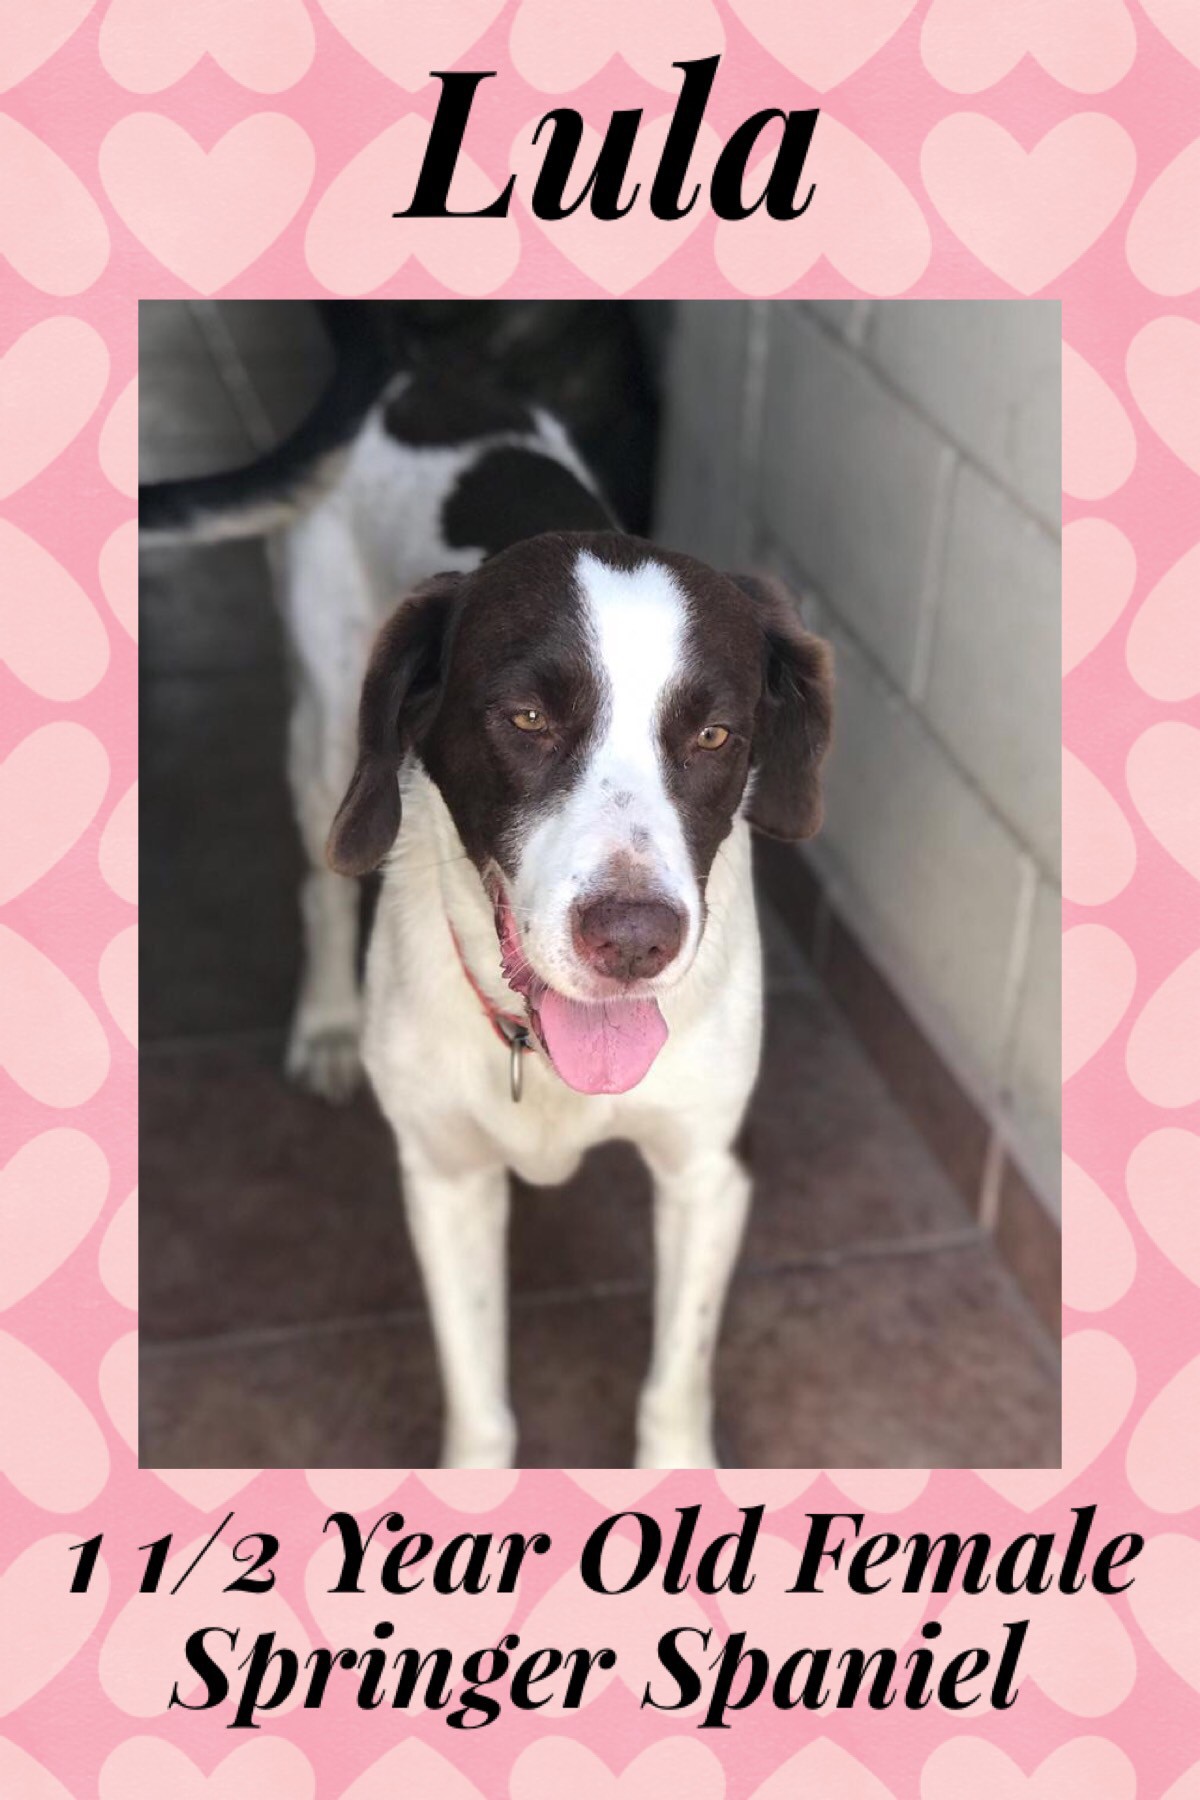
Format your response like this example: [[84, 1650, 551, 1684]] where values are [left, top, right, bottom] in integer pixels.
[[537, 988, 668, 1095]]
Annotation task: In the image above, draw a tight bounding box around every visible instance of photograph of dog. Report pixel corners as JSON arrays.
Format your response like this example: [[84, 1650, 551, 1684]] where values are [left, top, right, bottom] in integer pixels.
[[140, 300, 1061, 1471]]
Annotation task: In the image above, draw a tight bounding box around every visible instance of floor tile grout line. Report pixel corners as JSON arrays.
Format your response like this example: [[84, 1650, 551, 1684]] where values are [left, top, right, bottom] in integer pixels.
[[140, 1228, 987, 1363]]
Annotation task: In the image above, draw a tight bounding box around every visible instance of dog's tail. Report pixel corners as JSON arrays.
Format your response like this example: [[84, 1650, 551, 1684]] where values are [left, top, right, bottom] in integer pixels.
[[138, 302, 392, 543]]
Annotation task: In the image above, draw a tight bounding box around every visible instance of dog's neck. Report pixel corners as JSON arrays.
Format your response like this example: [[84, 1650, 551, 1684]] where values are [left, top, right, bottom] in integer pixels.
[[392, 764, 517, 1014]]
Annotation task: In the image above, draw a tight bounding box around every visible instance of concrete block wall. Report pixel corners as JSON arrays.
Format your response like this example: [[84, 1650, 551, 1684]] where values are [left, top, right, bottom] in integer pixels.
[[653, 300, 1061, 1221]]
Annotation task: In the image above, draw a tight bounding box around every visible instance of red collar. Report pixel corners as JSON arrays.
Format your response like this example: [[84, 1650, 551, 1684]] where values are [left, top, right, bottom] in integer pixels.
[[448, 920, 531, 1054]]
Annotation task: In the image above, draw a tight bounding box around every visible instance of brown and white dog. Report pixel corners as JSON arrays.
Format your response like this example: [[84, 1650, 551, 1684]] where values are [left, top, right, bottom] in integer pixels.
[[142, 306, 832, 1468]]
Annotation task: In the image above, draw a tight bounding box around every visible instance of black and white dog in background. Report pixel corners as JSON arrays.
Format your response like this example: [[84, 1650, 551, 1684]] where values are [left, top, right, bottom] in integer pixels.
[[141, 303, 832, 1469]]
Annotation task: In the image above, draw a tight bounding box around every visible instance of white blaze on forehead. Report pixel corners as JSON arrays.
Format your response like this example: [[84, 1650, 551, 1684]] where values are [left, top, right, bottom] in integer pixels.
[[569, 548, 696, 912], [508, 547, 700, 998], [574, 548, 688, 767]]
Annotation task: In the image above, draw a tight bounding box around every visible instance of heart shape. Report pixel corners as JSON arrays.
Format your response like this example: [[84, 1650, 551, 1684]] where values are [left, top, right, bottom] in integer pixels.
[[100, 113, 314, 294], [1139, 0, 1200, 68], [1062, 342, 1136, 500], [1128, 721, 1200, 885], [99, 519, 138, 643], [1062, 923, 1136, 1082], [152, 1467, 264, 1510], [1062, 518, 1135, 673], [1127, 539, 1200, 701], [978, 1330, 1135, 1509], [1061, 1153, 1135, 1313], [0, 316, 108, 499], [0, 1127, 109, 1312], [100, 376, 137, 496], [752, 1740, 896, 1800], [922, 1736, 1135, 1800], [100, 1734, 314, 1800], [716, 114, 930, 295], [0, 1534, 109, 1713], [306, 115, 519, 296], [921, 0, 1135, 93], [320, 0, 506, 90], [99, 1186, 138, 1310], [1162, 1764, 1200, 1800], [717, 1467, 929, 1511], [936, 1554, 1135, 1715], [1127, 315, 1200, 475], [1127, 135, 1200, 296], [417, 1468, 520, 1511], [1128, 1533, 1200, 1692], [921, 113, 1135, 293], [100, 0, 313, 93], [305, 1468, 409, 1511], [728, 0, 918, 89], [0, 1330, 109, 1511], [98, 1330, 137, 1454], [567, 1470, 668, 1507], [0, 1739, 74, 1800], [511, 0, 724, 92], [0, 115, 108, 295], [1061, 747, 1136, 906], [0, 0, 94, 91], [99, 925, 138, 1048], [100, 779, 138, 904], [99, 1534, 312, 1716], [1127, 1127, 1200, 1293], [512, 110, 721, 295], [341, 1743, 486, 1800], [0, 923, 110, 1106], [511, 1738, 725, 1800], [1126, 944, 1200, 1107], [1127, 1354, 1200, 1513], [0, 722, 109, 905], [0, 520, 110, 700], [304, 1467, 518, 1512]]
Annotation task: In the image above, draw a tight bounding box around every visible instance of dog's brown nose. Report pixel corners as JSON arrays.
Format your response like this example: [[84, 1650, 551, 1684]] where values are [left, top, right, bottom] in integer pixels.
[[574, 896, 685, 982]]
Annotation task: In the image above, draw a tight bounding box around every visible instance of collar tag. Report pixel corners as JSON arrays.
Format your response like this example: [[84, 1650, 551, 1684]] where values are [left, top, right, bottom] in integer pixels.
[[494, 1013, 532, 1103], [509, 1031, 527, 1104], [447, 918, 532, 1102]]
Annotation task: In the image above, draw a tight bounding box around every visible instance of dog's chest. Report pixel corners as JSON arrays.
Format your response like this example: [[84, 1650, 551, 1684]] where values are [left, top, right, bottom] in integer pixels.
[[363, 899, 620, 1188], [476, 1059, 618, 1186]]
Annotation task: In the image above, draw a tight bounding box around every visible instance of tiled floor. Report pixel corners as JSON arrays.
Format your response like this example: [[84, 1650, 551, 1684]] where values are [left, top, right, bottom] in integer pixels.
[[140, 912, 1059, 1469], [139, 302, 1060, 1471]]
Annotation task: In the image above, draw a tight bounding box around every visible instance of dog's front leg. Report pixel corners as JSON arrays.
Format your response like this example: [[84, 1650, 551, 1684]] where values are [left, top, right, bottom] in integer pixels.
[[637, 1148, 751, 1470], [400, 1142, 516, 1470]]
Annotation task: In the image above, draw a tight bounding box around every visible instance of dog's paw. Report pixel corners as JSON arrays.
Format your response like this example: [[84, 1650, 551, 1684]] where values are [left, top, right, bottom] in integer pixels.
[[285, 1022, 363, 1104]]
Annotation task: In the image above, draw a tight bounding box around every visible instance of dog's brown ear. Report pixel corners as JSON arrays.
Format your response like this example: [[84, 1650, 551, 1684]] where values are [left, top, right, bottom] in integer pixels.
[[327, 574, 462, 877], [732, 572, 833, 841]]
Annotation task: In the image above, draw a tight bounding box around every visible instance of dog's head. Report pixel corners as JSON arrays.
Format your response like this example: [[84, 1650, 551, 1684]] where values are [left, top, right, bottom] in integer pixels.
[[329, 532, 832, 1094]]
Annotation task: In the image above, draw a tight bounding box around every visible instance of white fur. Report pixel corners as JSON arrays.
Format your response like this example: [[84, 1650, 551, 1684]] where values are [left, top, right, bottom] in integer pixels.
[[363, 774, 762, 1468], [265, 398, 763, 1469], [510, 551, 702, 998]]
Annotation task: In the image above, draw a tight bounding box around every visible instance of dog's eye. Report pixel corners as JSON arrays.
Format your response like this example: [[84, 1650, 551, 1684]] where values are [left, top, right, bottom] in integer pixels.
[[696, 724, 730, 750], [511, 708, 549, 733]]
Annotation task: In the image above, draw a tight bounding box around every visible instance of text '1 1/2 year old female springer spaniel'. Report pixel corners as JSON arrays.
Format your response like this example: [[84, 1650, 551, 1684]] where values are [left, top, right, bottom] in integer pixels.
[[141, 304, 833, 1470]]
